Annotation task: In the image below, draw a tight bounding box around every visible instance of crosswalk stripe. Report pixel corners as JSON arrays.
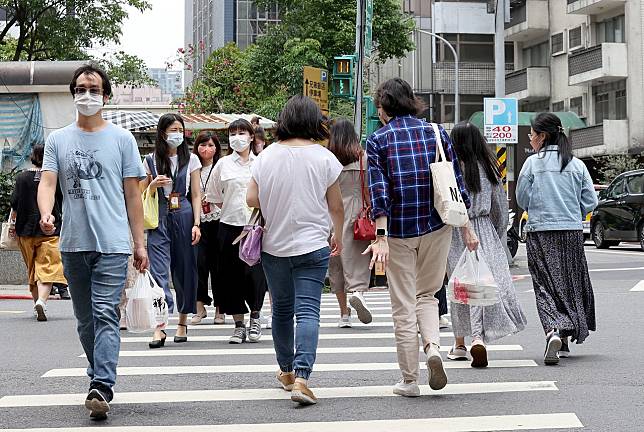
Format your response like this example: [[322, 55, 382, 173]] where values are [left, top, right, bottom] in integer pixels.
[[100, 345, 522, 358], [0, 381, 556, 408], [204, 306, 394, 313], [119, 332, 453, 343], [630, 280, 644, 291], [42, 360, 538, 377], [0, 413, 584, 431], [169, 313, 395, 321], [161, 322, 399, 330]]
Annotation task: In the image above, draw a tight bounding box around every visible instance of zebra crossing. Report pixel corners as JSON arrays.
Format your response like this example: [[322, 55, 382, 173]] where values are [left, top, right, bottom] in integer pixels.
[[0, 291, 584, 431]]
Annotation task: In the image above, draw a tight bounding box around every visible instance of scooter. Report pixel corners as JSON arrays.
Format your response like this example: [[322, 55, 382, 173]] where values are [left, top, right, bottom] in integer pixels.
[[507, 211, 521, 258]]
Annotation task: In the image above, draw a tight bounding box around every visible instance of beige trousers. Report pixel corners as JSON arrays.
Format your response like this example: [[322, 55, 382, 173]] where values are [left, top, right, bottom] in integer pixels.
[[387, 226, 453, 382]]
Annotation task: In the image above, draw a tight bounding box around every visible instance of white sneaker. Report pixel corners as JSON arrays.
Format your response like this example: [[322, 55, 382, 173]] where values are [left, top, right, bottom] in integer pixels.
[[439, 316, 450, 329], [337, 314, 352, 328], [248, 317, 262, 343], [34, 300, 47, 322], [349, 292, 373, 324], [447, 345, 468, 361], [426, 345, 448, 390], [393, 379, 420, 397]]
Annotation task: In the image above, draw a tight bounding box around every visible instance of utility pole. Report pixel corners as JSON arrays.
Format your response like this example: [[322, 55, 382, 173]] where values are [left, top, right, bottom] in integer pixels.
[[494, 0, 508, 97], [354, 0, 366, 138]]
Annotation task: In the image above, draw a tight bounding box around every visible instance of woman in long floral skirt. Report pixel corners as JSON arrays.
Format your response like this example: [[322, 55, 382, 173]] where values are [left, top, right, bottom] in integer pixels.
[[517, 112, 598, 365]]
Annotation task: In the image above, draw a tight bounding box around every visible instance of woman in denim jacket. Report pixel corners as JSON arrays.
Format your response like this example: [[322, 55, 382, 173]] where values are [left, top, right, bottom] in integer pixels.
[[517, 112, 598, 366]]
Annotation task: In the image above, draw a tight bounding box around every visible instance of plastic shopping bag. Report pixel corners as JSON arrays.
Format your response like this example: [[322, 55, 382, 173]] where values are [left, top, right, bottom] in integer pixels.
[[142, 186, 159, 230], [125, 270, 168, 333], [448, 249, 500, 307]]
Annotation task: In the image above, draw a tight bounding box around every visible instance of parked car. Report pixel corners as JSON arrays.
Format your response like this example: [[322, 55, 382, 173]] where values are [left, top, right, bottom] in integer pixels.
[[591, 170, 644, 250], [518, 184, 606, 243]]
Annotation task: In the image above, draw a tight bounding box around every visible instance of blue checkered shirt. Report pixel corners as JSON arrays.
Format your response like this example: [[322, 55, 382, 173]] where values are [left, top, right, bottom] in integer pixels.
[[366, 115, 471, 239]]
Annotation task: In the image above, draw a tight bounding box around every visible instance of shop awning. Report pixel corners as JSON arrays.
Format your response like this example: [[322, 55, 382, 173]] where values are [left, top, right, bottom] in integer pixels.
[[180, 113, 275, 131], [102, 110, 159, 131]]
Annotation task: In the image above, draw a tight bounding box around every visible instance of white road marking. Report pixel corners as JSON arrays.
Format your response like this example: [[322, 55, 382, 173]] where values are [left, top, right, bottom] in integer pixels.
[[0, 381, 555, 407], [0, 413, 583, 431], [0, 311, 25, 314], [119, 332, 454, 343], [42, 360, 538, 377], [630, 280, 644, 291], [161, 322, 398, 330], [96, 345, 522, 358], [170, 313, 395, 321], [586, 249, 642, 257], [514, 265, 644, 279]]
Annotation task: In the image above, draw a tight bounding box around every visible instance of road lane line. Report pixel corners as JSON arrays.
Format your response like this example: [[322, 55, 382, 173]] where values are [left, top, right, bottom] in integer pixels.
[[170, 313, 396, 321], [93, 345, 521, 358], [161, 322, 399, 330], [0, 381, 555, 407], [42, 360, 538, 377], [0, 413, 583, 431], [119, 332, 453, 343], [0, 311, 25, 314]]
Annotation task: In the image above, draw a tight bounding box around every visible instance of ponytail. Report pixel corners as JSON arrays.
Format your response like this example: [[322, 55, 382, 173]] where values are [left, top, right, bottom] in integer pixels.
[[531, 113, 573, 172]]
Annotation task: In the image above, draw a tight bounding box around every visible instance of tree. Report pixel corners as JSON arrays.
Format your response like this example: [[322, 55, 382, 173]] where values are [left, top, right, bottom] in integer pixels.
[[0, 0, 151, 61], [593, 154, 644, 185], [255, 0, 415, 63], [99, 51, 157, 88]]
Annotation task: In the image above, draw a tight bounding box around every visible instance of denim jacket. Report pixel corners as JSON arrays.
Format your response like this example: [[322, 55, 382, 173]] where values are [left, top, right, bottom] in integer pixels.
[[516, 146, 598, 232]]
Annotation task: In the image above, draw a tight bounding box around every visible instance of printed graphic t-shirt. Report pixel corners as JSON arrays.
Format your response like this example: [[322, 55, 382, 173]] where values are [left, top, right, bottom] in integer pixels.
[[43, 122, 146, 254]]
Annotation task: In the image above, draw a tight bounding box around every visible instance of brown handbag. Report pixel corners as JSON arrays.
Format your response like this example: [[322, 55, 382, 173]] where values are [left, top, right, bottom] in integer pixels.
[[353, 153, 376, 241]]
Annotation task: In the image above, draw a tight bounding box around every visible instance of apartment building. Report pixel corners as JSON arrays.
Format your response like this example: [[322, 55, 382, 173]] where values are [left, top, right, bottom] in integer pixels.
[[505, 0, 644, 158], [185, 0, 280, 85], [368, 0, 514, 124]]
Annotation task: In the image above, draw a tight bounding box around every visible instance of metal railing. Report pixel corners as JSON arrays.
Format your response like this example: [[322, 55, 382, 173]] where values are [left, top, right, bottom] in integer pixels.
[[570, 124, 604, 149], [569, 45, 603, 76], [433, 63, 513, 96], [505, 69, 529, 94], [505, 2, 527, 29]]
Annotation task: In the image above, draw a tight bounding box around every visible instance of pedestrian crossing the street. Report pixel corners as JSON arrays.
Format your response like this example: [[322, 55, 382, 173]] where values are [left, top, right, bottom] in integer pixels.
[[0, 291, 584, 431]]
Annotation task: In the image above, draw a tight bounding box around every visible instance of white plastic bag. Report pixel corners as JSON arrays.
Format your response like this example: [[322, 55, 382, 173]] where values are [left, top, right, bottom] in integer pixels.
[[448, 249, 499, 306], [125, 270, 168, 333]]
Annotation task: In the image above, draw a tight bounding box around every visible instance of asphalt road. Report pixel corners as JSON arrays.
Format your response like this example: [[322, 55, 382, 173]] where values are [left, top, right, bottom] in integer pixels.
[[0, 242, 643, 431]]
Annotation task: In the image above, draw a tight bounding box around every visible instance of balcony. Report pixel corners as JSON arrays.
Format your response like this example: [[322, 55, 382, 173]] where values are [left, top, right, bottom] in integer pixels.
[[504, 0, 549, 43], [433, 62, 514, 96], [567, 0, 625, 15], [505, 67, 550, 101], [568, 43, 627, 86], [570, 120, 629, 158]]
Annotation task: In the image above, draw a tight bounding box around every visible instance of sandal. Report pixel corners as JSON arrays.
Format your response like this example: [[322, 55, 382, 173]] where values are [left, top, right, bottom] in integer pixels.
[[190, 310, 208, 325], [174, 324, 188, 343]]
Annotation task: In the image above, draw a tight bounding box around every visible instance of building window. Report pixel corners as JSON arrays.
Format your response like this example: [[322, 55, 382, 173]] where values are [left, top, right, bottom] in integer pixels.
[[568, 26, 582, 50], [570, 96, 584, 117], [594, 93, 609, 123], [597, 15, 625, 44], [436, 34, 496, 63], [616, 89, 627, 119], [551, 33, 565, 55], [552, 101, 564, 112], [522, 41, 550, 67]]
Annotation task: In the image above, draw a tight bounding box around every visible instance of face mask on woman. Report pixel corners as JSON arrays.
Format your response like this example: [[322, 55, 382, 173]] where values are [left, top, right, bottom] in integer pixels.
[[166, 132, 184, 149], [229, 135, 251, 153], [198, 145, 216, 160]]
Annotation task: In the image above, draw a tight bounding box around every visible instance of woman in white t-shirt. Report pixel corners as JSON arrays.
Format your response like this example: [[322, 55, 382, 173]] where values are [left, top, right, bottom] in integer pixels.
[[141, 113, 202, 348], [247, 96, 345, 406], [206, 119, 268, 345]]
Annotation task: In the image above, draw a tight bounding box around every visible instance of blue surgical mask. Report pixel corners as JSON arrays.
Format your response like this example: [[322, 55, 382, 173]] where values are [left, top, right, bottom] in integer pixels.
[[166, 132, 184, 148]]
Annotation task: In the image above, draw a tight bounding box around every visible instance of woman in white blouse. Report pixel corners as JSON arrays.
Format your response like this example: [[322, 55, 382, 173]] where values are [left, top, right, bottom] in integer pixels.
[[206, 119, 268, 344]]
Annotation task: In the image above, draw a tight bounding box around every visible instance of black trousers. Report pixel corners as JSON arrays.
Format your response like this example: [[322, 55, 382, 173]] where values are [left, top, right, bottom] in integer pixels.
[[196, 220, 219, 306], [217, 222, 268, 315], [435, 275, 448, 316]]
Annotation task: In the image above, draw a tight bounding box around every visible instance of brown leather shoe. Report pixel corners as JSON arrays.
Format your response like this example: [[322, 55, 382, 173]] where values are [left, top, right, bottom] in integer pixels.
[[276, 371, 295, 391], [291, 381, 317, 405]]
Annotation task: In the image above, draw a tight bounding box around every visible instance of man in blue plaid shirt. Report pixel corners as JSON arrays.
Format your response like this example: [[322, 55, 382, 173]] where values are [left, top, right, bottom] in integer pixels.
[[363, 78, 479, 397]]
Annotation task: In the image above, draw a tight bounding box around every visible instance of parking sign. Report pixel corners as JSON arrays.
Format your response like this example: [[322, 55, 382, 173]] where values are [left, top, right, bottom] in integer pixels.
[[484, 98, 518, 144]]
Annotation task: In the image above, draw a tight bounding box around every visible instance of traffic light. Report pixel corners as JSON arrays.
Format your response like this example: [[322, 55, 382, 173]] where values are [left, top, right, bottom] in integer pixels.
[[332, 55, 355, 98], [365, 96, 381, 138]]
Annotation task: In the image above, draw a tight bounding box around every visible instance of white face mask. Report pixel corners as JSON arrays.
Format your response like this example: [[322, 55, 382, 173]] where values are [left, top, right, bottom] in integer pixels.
[[74, 92, 103, 117], [166, 132, 184, 148], [229, 135, 250, 153]]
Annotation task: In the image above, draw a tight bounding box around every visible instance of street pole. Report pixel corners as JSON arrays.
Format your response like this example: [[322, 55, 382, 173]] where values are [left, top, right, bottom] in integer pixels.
[[494, 0, 507, 97], [354, 0, 366, 138], [415, 29, 460, 124]]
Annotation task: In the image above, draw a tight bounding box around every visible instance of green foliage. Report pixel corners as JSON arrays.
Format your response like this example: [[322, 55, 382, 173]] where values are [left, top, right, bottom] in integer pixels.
[[593, 154, 644, 185], [0, 170, 16, 222], [99, 51, 157, 88], [0, 0, 150, 61]]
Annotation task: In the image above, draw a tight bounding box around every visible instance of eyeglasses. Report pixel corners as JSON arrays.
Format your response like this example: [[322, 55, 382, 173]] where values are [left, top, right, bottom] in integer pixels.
[[74, 87, 103, 96], [528, 133, 534, 140]]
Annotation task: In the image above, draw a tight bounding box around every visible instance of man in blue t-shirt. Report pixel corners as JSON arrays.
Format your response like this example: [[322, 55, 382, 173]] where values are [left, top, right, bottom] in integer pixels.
[[38, 64, 148, 421]]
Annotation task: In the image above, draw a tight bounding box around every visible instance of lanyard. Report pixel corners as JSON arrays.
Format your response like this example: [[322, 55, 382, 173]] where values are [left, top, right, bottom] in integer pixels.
[[201, 164, 214, 192]]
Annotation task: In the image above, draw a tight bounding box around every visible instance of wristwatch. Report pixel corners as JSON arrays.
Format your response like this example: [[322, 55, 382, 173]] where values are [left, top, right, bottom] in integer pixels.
[[376, 228, 387, 237]]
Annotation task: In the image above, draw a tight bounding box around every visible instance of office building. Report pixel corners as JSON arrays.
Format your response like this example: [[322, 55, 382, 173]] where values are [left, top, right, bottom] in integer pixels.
[[148, 68, 184, 101], [504, 0, 643, 158], [185, 0, 280, 84]]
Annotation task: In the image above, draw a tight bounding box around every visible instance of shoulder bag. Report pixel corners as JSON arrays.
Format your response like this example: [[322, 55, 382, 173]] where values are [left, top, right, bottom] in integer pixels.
[[353, 153, 376, 241]]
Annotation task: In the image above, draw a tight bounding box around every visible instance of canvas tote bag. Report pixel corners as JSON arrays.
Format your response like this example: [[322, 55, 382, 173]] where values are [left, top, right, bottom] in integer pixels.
[[429, 123, 468, 227]]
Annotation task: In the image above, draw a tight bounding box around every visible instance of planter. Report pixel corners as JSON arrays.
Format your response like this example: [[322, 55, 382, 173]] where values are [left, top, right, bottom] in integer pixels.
[[0, 250, 28, 284]]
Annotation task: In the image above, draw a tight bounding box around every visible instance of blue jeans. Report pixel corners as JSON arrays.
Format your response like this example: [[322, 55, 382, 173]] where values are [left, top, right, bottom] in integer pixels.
[[261, 247, 330, 380], [61, 252, 128, 393]]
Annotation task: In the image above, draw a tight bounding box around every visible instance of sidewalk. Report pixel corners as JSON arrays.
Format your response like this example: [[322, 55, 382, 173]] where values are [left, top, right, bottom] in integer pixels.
[[0, 284, 33, 300]]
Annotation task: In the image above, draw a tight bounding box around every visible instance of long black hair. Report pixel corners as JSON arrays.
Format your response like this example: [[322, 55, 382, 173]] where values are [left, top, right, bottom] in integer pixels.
[[531, 112, 572, 172], [154, 113, 190, 177], [450, 122, 500, 194]]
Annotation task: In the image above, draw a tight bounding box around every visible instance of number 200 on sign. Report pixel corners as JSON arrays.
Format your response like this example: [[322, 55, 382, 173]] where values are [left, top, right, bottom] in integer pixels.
[[489, 126, 512, 139]]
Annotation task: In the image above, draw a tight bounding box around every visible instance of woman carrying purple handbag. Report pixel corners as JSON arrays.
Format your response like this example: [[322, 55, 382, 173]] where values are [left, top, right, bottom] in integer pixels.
[[233, 209, 265, 266]]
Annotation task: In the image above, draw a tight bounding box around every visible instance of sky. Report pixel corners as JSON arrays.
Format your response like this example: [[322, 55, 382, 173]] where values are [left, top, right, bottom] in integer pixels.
[[92, 0, 185, 70]]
